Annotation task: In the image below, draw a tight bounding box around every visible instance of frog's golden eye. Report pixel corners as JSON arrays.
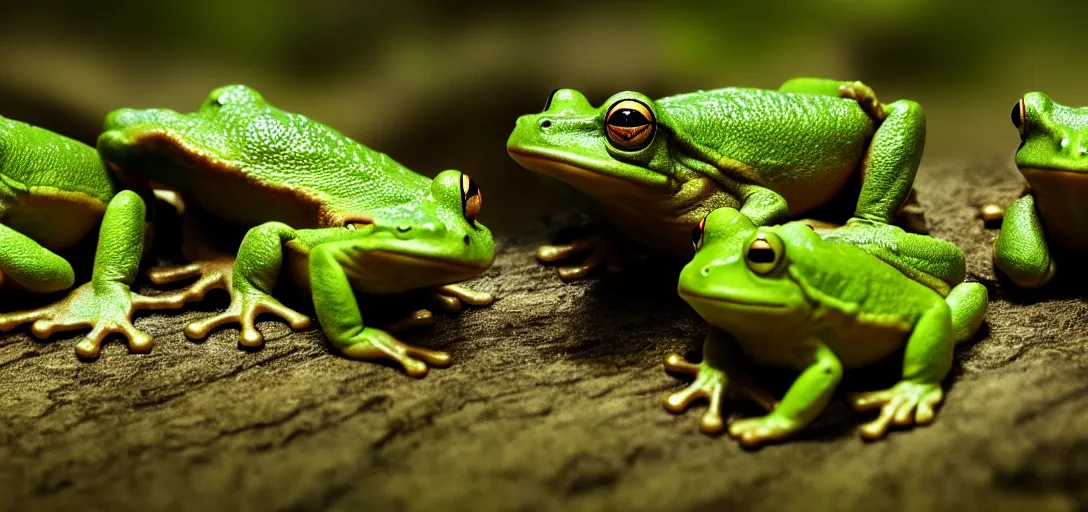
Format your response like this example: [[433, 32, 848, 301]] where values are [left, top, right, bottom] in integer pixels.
[[1012, 99, 1026, 139], [461, 173, 482, 228], [605, 99, 656, 151], [745, 233, 784, 276], [691, 215, 708, 251]]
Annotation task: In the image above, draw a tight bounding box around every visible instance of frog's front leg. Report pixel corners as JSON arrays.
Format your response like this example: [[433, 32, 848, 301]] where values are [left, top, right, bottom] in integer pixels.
[[536, 230, 623, 282], [183, 222, 311, 347], [992, 194, 1054, 288], [664, 330, 778, 434], [848, 302, 954, 440], [727, 343, 843, 447], [0, 191, 188, 358], [309, 240, 451, 377], [0, 224, 75, 294]]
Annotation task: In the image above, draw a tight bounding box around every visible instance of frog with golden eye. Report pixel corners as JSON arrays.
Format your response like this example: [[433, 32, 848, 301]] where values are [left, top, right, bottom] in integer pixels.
[[12, 84, 497, 376], [507, 78, 927, 280]]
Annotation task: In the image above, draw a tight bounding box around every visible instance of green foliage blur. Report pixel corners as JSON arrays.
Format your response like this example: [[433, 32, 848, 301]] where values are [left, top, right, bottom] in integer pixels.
[[2, 0, 1087, 231]]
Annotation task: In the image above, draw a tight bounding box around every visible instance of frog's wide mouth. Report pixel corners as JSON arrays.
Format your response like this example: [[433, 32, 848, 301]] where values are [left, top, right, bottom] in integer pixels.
[[507, 148, 675, 196], [366, 249, 492, 276], [677, 289, 790, 310], [1019, 166, 1088, 181]]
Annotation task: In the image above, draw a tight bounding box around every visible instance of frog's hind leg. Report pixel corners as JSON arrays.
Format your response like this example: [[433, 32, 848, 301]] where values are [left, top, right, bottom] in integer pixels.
[[847, 302, 954, 441], [309, 239, 450, 377], [992, 194, 1055, 288], [0, 191, 188, 358], [853, 98, 926, 225]]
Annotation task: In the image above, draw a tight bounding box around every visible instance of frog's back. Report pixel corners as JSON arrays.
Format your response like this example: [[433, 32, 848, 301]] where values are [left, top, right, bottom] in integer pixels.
[[659, 88, 875, 212], [0, 116, 115, 203], [123, 107, 432, 229], [782, 225, 944, 367]]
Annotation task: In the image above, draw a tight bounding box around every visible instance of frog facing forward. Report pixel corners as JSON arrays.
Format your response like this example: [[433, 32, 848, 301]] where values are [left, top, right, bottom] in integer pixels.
[[91, 85, 495, 376], [507, 78, 926, 280], [993, 92, 1088, 288], [665, 208, 987, 446]]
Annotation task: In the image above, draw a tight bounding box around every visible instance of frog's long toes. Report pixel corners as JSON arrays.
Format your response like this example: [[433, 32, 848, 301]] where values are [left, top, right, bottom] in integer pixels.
[[663, 353, 699, 375], [431, 292, 462, 313], [404, 345, 452, 368], [436, 284, 494, 307], [239, 326, 265, 348], [148, 263, 202, 285], [664, 386, 703, 413], [184, 312, 232, 340], [30, 318, 62, 339], [383, 309, 435, 334]]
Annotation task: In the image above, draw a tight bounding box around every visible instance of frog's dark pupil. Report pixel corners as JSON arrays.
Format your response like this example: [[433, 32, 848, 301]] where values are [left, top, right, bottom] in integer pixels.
[[748, 246, 776, 264], [466, 179, 479, 199], [609, 109, 650, 128], [1011, 101, 1022, 128], [690, 225, 702, 247]]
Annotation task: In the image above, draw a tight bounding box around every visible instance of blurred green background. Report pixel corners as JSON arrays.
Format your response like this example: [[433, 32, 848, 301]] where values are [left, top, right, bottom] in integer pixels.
[[2, 0, 1086, 233]]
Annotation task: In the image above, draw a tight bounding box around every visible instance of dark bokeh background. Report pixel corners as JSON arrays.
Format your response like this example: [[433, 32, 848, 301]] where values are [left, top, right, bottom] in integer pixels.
[[2, 0, 1086, 232]]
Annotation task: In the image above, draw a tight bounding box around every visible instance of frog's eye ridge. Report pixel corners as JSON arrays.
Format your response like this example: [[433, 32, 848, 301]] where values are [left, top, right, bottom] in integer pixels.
[[691, 215, 707, 251], [605, 99, 656, 151], [745, 233, 784, 276], [1012, 99, 1025, 139], [460, 173, 482, 228]]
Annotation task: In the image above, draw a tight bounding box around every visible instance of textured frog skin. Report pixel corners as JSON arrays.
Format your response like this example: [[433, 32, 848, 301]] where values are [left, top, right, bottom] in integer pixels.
[[665, 208, 987, 446], [507, 77, 926, 281], [98, 85, 496, 376], [0, 116, 188, 358], [994, 92, 1088, 287], [98, 85, 431, 229]]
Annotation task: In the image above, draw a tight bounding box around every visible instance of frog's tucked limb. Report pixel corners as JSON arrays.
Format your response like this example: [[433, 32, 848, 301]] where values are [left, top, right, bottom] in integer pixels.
[[0, 191, 188, 358], [0, 223, 75, 294], [821, 221, 966, 296], [992, 194, 1055, 288]]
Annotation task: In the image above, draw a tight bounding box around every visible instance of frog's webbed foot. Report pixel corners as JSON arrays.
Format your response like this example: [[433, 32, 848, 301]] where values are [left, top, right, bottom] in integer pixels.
[[184, 287, 311, 348], [0, 281, 187, 359], [838, 81, 886, 122], [727, 414, 807, 448], [337, 327, 451, 378], [663, 353, 778, 435], [848, 381, 944, 441], [430, 284, 495, 314], [536, 231, 622, 282], [148, 257, 235, 303]]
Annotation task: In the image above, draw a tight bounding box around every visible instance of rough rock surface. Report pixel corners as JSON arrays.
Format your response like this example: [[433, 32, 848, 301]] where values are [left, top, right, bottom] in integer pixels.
[[1, 159, 1087, 512]]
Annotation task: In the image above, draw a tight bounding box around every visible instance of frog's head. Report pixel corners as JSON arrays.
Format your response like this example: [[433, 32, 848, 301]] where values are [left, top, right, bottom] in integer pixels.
[[678, 208, 810, 330], [507, 88, 686, 199], [97, 85, 277, 169], [343, 170, 494, 293], [1013, 92, 1088, 186]]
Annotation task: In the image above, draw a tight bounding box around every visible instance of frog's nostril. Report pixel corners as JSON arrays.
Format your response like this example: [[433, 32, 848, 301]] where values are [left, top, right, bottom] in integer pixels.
[[701, 266, 711, 276], [540, 119, 552, 129], [463, 235, 471, 245]]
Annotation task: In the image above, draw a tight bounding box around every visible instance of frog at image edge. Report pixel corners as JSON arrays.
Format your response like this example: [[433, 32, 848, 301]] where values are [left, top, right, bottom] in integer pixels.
[[0, 118, 190, 358], [83, 85, 494, 376], [665, 208, 988, 446], [991, 92, 1088, 288], [508, 78, 927, 281]]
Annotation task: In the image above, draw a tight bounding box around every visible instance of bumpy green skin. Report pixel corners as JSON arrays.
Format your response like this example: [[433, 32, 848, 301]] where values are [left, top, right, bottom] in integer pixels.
[[97, 85, 495, 376], [993, 92, 1088, 288], [0, 116, 181, 359], [668, 208, 987, 445], [506, 77, 925, 259]]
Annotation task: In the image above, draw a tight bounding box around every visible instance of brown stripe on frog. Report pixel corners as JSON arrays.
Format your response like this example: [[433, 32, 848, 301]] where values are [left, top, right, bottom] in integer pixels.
[[122, 130, 370, 229]]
